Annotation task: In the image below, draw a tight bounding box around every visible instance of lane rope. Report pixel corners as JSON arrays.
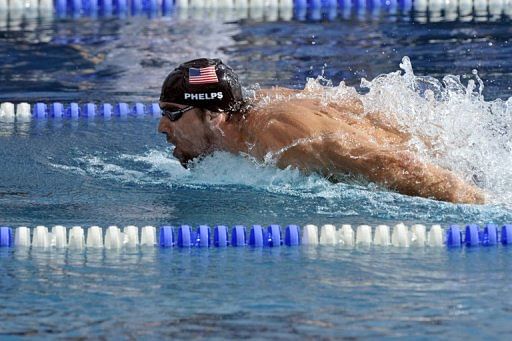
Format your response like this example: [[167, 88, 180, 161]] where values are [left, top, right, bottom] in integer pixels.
[[0, 2, 508, 28], [0, 223, 510, 249], [0, 102, 161, 119], [1, 0, 506, 19]]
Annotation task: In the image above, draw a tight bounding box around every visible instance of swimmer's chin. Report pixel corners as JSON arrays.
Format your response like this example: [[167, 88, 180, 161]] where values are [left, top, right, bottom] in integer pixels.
[[172, 148, 205, 169], [172, 148, 190, 168]]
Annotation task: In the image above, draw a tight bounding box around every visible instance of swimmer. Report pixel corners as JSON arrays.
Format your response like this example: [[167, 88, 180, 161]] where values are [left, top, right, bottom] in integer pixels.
[[158, 58, 484, 204]]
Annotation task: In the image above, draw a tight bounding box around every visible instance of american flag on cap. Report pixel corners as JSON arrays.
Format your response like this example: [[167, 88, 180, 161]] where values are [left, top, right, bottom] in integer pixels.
[[188, 66, 219, 84]]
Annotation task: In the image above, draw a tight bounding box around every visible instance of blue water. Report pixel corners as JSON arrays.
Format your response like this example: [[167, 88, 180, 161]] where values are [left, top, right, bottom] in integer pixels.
[[1, 7, 512, 338], [2, 247, 512, 338]]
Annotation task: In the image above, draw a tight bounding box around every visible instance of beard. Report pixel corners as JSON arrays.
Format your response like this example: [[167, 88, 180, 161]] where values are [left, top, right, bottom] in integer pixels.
[[173, 148, 194, 169], [171, 134, 215, 169]]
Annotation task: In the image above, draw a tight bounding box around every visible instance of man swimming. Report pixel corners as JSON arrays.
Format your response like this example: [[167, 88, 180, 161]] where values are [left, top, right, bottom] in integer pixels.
[[158, 58, 484, 204]]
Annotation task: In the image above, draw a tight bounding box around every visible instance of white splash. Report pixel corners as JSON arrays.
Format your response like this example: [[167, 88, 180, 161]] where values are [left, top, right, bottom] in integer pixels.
[[358, 57, 512, 205]]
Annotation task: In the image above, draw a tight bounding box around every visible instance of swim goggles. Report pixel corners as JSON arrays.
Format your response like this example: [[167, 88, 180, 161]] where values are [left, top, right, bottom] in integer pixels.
[[162, 105, 195, 122]]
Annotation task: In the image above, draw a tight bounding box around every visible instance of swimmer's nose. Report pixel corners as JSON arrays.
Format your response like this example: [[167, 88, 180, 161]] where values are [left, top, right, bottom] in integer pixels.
[[158, 118, 174, 144], [162, 132, 175, 145], [157, 117, 168, 134], [161, 131, 171, 143]]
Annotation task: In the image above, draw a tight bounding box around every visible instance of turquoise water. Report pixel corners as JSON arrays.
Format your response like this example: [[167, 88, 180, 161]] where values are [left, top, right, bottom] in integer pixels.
[[1, 7, 512, 338], [2, 246, 512, 338]]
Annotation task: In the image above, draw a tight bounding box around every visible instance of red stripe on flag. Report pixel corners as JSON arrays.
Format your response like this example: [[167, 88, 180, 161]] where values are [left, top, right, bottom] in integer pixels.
[[189, 66, 219, 84]]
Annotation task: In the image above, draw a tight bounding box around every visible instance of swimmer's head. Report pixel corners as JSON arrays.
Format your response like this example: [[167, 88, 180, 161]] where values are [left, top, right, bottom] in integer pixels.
[[158, 102, 225, 167], [159, 58, 243, 113], [158, 58, 243, 167]]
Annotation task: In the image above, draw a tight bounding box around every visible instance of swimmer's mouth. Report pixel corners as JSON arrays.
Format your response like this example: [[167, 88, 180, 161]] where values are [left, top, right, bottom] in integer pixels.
[[172, 148, 208, 169], [164, 136, 189, 167], [173, 148, 193, 169]]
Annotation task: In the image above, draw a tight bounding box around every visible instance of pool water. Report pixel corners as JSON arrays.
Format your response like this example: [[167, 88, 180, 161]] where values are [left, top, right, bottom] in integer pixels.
[[1, 6, 512, 338], [3, 246, 512, 338]]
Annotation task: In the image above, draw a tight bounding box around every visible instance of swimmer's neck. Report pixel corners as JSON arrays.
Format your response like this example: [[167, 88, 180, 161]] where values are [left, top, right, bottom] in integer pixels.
[[214, 113, 250, 155]]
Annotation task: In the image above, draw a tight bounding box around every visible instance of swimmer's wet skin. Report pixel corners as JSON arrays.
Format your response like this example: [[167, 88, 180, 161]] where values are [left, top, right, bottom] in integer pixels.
[[157, 58, 485, 205]]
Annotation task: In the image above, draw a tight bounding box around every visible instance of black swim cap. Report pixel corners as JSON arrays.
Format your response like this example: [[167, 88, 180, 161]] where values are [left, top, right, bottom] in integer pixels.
[[160, 58, 243, 113]]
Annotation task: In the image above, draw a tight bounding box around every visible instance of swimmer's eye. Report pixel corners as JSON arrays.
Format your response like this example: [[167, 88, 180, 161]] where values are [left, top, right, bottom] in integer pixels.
[[162, 106, 195, 122]]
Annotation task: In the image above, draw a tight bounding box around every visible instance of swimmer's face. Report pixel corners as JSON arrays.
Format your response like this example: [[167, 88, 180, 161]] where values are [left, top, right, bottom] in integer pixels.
[[158, 102, 216, 167]]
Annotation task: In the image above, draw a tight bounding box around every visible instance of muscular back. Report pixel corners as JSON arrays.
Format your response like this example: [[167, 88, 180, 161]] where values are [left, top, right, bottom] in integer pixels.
[[239, 88, 484, 204]]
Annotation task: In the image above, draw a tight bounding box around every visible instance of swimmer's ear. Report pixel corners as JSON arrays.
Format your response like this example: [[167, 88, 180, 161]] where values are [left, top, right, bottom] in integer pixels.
[[205, 111, 226, 130]]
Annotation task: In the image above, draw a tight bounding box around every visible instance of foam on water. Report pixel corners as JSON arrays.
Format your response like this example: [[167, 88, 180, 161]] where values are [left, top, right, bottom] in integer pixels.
[[53, 148, 331, 193], [48, 146, 511, 222]]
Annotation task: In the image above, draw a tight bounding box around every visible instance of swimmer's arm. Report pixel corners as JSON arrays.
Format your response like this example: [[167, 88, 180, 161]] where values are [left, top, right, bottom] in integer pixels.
[[325, 142, 485, 204]]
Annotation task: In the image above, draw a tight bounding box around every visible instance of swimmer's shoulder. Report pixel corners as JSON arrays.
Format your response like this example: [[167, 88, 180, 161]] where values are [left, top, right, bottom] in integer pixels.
[[244, 98, 321, 142], [253, 86, 301, 99], [250, 87, 318, 115], [252, 86, 362, 111]]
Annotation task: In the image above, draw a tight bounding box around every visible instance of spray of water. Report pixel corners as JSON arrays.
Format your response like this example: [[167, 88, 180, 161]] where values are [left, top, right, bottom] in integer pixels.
[[357, 57, 512, 205]]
